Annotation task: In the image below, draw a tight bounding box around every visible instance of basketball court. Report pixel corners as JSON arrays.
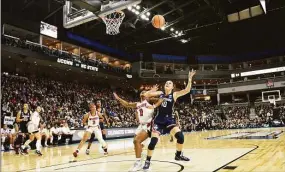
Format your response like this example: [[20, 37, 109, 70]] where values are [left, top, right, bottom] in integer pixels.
[[2, 127, 285, 172]]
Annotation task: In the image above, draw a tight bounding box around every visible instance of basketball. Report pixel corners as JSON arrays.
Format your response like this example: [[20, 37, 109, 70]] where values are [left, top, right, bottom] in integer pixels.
[[152, 15, 165, 29]]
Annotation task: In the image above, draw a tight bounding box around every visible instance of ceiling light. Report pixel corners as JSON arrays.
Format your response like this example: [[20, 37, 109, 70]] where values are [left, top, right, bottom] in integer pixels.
[[141, 14, 146, 19], [135, 11, 139, 15], [175, 31, 179, 34], [145, 17, 149, 21], [131, 9, 136, 13], [161, 26, 165, 30], [170, 28, 174, 31], [146, 12, 150, 16], [136, 5, 140, 10], [128, 6, 132, 10]]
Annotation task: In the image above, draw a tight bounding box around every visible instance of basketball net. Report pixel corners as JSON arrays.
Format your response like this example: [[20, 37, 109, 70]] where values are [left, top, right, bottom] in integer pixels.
[[101, 11, 125, 35]]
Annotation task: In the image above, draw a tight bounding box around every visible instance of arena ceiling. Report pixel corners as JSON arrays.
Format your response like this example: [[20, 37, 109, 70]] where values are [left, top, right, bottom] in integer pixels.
[[2, 0, 285, 57]]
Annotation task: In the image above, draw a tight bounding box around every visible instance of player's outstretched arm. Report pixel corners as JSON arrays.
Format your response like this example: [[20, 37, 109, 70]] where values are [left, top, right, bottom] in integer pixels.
[[143, 84, 163, 98], [147, 98, 164, 109], [173, 69, 196, 102], [113, 93, 137, 108]]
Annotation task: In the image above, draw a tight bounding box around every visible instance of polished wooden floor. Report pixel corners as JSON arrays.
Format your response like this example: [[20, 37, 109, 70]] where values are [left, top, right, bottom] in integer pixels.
[[1, 128, 285, 172]]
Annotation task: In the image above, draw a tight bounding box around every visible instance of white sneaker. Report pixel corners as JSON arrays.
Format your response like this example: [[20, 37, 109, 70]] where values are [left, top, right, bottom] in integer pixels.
[[1, 145, 4, 151], [9, 145, 13, 150], [129, 160, 143, 172]]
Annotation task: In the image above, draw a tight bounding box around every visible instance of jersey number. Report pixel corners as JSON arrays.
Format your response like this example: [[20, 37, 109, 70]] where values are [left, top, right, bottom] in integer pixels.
[[139, 109, 143, 116], [162, 101, 167, 107]]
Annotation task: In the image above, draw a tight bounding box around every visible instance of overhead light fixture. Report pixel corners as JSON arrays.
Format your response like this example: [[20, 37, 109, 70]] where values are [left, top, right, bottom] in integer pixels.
[[128, 6, 132, 10], [146, 12, 150, 16], [145, 17, 149, 21], [141, 14, 146, 19], [161, 26, 165, 30], [131, 9, 136, 13], [170, 28, 174, 31], [136, 5, 140, 10], [135, 11, 139, 15], [175, 31, 179, 34]]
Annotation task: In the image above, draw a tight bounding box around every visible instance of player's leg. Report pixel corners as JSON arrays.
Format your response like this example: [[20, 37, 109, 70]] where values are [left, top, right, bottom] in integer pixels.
[[14, 133, 23, 155], [129, 130, 148, 172], [170, 126, 189, 161], [94, 127, 108, 155], [86, 132, 95, 155], [73, 130, 91, 157], [21, 133, 34, 154], [100, 122, 107, 140], [142, 131, 160, 171], [34, 132, 43, 156]]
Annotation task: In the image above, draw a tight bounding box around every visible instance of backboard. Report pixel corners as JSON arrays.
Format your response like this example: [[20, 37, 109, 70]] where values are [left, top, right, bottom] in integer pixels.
[[63, 0, 141, 29], [262, 90, 281, 104]]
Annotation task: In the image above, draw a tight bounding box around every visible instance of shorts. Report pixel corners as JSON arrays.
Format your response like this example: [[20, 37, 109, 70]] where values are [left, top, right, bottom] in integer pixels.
[[99, 122, 105, 130], [135, 123, 151, 137], [19, 126, 28, 134], [27, 122, 39, 134], [152, 117, 177, 135], [86, 126, 100, 134]]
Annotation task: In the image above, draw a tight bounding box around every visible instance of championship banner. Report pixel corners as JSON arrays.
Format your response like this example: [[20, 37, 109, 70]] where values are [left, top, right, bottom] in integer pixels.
[[4, 116, 16, 125]]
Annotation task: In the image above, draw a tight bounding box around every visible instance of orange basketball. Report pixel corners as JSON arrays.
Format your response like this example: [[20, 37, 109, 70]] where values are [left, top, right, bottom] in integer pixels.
[[152, 15, 165, 29]]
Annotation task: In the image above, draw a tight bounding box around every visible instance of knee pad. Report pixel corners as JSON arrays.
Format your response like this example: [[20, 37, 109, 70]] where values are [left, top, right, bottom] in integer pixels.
[[148, 137, 158, 150], [175, 132, 184, 144]]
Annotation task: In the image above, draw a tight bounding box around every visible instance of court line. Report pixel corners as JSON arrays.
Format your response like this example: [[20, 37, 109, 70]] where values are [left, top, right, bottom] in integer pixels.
[[213, 145, 259, 172], [17, 151, 134, 172], [54, 160, 184, 172], [18, 150, 184, 172]]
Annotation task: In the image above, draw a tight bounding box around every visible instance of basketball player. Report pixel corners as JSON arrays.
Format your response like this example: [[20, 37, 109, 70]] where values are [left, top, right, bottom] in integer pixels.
[[113, 91, 155, 172], [141, 70, 196, 170], [14, 103, 32, 155], [86, 100, 109, 155], [170, 111, 180, 142], [27, 106, 43, 156], [73, 103, 108, 157]]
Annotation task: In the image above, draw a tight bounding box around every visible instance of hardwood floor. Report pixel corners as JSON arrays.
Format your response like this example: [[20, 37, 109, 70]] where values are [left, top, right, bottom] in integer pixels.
[[1, 127, 284, 171]]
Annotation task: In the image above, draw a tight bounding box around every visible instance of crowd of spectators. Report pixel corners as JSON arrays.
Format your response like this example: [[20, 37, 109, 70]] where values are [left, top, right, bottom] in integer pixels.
[[1, 72, 285, 151], [1, 35, 131, 74]]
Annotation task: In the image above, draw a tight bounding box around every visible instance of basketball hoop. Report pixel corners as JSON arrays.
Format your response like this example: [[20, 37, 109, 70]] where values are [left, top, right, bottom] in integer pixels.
[[101, 11, 125, 35]]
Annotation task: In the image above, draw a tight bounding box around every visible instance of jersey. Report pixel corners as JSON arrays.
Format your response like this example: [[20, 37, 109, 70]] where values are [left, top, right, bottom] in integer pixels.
[[30, 111, 41, 127], [136, 100, 154, 124], [154, 91, 175, 125], [87, 112, 100, 127], [19, 110, 31, 133]]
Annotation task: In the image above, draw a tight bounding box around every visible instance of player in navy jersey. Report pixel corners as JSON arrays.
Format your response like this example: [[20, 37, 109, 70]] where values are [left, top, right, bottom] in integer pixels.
[[142, 70, 196, 170], [14, 103, 32, 155]]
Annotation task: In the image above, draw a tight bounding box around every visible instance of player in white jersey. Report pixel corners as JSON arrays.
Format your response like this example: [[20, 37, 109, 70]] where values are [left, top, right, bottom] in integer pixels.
[[26, 106, 43, 156], [73, 103, 108, 158], [113, 91, 156, 172]]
